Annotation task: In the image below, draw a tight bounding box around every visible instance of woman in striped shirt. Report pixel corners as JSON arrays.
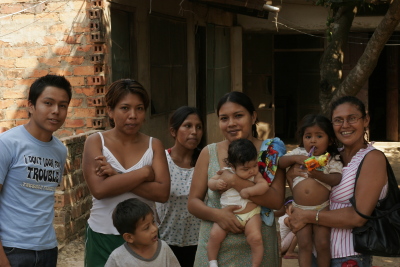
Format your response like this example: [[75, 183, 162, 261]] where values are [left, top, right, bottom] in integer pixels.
[[288, 96, 388, 267]]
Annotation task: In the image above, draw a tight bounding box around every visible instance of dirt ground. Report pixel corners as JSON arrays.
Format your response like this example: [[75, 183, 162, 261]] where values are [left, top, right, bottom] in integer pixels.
[[57, 236, 400, 267]]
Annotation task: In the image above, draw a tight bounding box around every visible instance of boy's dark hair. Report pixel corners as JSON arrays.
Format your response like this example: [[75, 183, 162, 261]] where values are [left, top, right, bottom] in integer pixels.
[[225, 138, 257, 168], [216, 91, 259, 138], [105, 79, 149, 128], [297, 114, 339, 158], [29, 75, 72, 106], [169, 106, 204, 167], [112, 198, 153, 235]]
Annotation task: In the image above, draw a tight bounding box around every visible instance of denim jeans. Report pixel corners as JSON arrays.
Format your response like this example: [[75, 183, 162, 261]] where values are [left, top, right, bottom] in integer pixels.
[[312, 254, 372, 267], [3, 246, 58, 267]]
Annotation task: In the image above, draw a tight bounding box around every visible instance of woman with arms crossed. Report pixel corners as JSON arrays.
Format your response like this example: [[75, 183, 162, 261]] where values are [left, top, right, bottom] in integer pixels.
[[289, 96, 388, 267], [188, 91, 286, 266], [82, 79, 170, 267]]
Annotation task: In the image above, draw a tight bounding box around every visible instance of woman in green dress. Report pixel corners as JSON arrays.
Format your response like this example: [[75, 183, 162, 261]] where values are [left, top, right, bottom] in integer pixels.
[[188, 91, 286, 266]]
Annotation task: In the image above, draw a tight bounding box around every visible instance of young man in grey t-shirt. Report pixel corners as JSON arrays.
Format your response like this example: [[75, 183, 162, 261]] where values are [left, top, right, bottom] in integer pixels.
[[0, 75, 71, 267]]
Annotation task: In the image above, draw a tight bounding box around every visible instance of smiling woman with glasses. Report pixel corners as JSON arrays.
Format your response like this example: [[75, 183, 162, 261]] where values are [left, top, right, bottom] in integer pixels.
[[288, 95, 389, 267]]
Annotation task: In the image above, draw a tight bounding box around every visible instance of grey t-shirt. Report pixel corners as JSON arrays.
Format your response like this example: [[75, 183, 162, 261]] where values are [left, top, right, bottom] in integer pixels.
[[105, 240, 180, 267]]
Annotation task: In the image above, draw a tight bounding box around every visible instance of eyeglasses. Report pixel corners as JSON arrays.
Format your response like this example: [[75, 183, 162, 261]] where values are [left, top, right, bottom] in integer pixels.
[[332, 116, 364, 126]]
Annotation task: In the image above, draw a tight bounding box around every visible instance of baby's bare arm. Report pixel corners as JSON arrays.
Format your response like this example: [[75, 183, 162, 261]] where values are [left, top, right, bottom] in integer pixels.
[[240, 173, 269, 199], [209, 175, 227, 191], [279, 155, 308, 169]]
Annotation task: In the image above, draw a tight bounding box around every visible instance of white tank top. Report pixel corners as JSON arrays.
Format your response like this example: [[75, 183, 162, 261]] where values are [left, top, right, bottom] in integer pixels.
[[87, 132, 155, 235]]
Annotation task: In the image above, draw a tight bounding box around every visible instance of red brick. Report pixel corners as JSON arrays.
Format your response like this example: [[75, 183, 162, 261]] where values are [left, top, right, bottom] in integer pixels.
[[76, 129, 85, 135], [67, 76, 85, 86], [0, 40, 10, 47], [0, 59, 15, 68], [5, 109, 28, 120], [28, 47, 49, 57], [43, 36, 57, 45], [2, 80, 15, 88], [74, 108, 96, 118], [76, 45, 92, 52], [56, 129, 73, 139], [69, 98, 83, 107], [0, 4, 24, 14], [0, 123, 13, 129], [73, 66, 94, 76], [74, 87, 96, 96], [6, 69, 24, 79], [49, 68, 72, 76], [0, 100, 14, 109], [3, 89, 26, 99], [86, 119, 93, 127], [31, 69, 49, 78], [87, 76, 105, 86], [38, 57, 61, 67], [15, 119, 29, 126], [15, 57, 38, 68], [3, 48, 24, 58], [12, 14, 35, 21], [65, 119, 85, 128], [16, 100, 28, 108], [52, 46, 72, 56], [61, 56, 84, 65], [49, 24, 67, 34], [16, 78, 36, 87]]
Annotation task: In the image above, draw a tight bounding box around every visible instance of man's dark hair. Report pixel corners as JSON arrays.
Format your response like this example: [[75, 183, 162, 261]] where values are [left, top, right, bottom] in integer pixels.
[[112, 198, 153, 235], [225, 138, 258, 168], [29, 75, 72, 106]]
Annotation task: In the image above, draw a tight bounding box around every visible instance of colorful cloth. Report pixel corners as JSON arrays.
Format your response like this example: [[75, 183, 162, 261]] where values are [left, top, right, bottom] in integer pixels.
[[258, 137, 286, 226]]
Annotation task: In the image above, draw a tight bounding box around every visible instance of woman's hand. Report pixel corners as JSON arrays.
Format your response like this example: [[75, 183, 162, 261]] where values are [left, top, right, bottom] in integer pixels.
[[216, 169, 240, 189], [215, 205, 244, 233], [286, 164, 308, 186], [95, 156, 117, 177], [288, 207, 308, 233]]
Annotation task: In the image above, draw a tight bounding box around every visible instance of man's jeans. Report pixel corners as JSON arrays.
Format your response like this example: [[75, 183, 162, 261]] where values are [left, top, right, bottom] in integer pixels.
[[3, 246, 58, 267]]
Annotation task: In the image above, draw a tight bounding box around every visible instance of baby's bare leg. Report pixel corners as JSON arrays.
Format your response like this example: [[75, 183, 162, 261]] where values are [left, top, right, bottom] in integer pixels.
[[208, 223, 228, 261], [296, 223, 313, 267], [245, 214, 263, 267], [313, 223, 331, 267]]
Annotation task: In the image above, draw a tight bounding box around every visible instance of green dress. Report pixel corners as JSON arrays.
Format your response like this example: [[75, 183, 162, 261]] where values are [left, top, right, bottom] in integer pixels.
[[193, 142, 280, 267]]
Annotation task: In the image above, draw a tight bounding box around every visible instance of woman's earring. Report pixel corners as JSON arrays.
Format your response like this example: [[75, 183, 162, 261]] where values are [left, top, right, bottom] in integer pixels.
[[364, 128, 369, 144]]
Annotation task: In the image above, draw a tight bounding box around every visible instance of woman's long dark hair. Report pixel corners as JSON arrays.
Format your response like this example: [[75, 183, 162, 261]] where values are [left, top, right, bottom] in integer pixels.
[[169, 106, 204, 167], [216, 91, 259, 138], [297, 114, 339, 158]]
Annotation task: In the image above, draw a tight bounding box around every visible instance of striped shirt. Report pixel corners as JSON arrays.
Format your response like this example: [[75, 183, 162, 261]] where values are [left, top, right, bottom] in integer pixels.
[[330, 143, 388, 258]]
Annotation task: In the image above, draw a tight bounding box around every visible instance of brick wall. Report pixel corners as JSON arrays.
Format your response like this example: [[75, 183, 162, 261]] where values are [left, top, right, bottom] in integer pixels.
[[55, 130, 98, 247], [0, 0, 107, 137]]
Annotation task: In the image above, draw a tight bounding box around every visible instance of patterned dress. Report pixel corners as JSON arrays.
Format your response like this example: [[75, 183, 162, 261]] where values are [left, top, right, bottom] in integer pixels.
[[193, 142, 280, 267]]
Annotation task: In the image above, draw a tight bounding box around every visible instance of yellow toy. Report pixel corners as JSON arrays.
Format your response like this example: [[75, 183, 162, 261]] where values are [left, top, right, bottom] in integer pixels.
[[304, 152, 330, 172]]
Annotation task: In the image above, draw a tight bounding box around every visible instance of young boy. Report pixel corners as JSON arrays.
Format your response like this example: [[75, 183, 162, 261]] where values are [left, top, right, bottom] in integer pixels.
[[0, 75, 72, 266], [105, 198, 180, 267], [207, 139, 269, 267]]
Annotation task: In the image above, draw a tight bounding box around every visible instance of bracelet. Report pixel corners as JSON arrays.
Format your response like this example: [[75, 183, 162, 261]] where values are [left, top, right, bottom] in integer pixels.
[[316, 210, 321, 226]]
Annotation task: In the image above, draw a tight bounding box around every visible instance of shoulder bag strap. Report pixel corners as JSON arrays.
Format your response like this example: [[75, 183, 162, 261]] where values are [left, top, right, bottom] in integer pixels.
[[350, 151, 400, 220]]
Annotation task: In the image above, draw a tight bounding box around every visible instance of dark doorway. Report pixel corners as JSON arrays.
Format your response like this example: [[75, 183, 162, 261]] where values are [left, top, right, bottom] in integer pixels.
[[195, 26, 207, 147]]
